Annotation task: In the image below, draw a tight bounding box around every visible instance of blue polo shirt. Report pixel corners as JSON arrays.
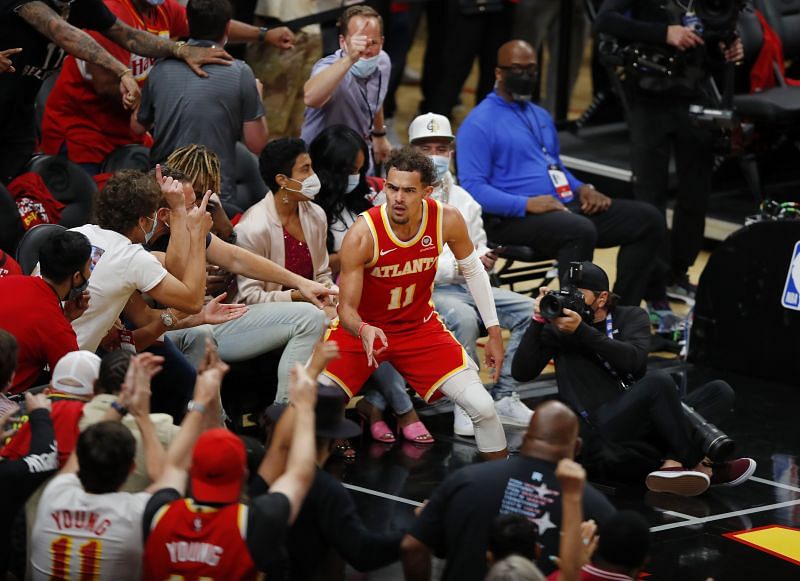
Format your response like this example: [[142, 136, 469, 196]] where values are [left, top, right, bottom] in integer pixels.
[[456, 92, 584, 218]]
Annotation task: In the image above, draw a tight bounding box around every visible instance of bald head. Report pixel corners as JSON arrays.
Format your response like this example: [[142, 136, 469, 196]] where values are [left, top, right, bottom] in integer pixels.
[[495, 40, 538, 103], [521, 401, 580, 462]]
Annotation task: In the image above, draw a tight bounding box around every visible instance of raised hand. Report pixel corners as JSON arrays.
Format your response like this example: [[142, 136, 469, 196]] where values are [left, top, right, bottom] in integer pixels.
[[288, 363, 317, 410], [155, 163, 187, 210], [307, 340, 340, 378], [194, 340, 229, 406], [119, 353, 164, 417], [186, 190, 213, 236], [0, 48, 22, 73], [345, 20, 369, 63]]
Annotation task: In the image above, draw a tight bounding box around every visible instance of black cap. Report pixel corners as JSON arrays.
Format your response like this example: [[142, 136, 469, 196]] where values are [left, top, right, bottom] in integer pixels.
[[564, 261, 609, 292], [265, 383, 362, 440]]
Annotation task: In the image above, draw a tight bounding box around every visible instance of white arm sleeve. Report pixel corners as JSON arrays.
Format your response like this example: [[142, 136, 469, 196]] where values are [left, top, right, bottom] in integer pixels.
[[456, 249, 499, 329]]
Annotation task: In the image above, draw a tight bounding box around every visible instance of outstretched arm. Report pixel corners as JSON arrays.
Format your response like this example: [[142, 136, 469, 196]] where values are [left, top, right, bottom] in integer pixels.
[[442, 205, 503, 380]]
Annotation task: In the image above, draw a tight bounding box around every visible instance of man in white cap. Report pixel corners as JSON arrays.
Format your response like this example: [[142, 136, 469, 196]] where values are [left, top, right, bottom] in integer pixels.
[[408, 112, 535, 436]]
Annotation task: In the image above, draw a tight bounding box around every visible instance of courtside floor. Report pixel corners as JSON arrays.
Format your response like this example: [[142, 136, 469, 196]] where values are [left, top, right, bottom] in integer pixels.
[[334, 362, 800, 580]]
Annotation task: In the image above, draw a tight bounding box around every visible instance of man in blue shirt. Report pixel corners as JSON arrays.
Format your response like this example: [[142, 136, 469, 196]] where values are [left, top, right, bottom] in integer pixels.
[[457, 40, 664, 307]]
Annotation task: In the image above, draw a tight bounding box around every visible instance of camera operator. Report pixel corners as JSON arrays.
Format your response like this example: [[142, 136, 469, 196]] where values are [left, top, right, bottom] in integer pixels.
[[511, 261, 756, 496], [594, 1, 744, 302]]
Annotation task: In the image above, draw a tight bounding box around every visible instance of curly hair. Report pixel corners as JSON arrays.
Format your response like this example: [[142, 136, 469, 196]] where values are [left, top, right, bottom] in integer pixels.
[[385, 146, 436, 187], [95, 170, 160, 234]]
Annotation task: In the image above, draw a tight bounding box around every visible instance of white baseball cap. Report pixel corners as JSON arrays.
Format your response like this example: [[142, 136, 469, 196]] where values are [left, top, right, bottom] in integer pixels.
[[408, 112, 455, 143], [51, 351, 101, 397]]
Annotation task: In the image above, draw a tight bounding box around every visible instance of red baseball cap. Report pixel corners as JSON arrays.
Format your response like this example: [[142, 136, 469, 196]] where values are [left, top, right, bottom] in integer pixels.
[[190, 428, 246, 504]]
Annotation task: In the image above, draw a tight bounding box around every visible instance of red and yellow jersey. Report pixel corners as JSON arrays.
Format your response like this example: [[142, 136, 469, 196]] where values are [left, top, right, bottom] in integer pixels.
[[142, 499, 260, 581], [358, 198, 443, 332]]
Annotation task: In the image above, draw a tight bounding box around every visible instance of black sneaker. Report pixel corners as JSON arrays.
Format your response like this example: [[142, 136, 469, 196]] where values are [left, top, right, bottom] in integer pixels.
[[709, 458, 757, 487]]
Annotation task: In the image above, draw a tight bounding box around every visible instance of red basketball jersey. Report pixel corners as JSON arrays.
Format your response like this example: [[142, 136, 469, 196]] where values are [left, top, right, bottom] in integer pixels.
[[359, 198, 443, 331], [142, 499, 259, 581]]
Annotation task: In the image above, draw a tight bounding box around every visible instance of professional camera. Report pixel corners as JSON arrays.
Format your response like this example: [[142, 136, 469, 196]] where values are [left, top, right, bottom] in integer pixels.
[[539, 262, 595, 322], [681, 401, 736, 461]]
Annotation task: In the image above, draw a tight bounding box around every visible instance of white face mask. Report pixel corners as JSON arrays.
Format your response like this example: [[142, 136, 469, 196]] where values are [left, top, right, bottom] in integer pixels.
[[345, 173, 360, 194], [141, 213, 158, 244], [284, 173, 322, 200], [351, 54, 380, 78], [430, 155, 451, 183]]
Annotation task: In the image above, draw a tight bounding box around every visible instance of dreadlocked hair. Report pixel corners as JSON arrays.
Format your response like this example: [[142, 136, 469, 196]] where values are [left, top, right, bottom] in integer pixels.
[[166, 144, 222, 196]]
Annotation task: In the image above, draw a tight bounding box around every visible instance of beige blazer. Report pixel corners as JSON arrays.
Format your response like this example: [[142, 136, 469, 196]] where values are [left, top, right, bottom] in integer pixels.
[[234, 191, 332, 304]]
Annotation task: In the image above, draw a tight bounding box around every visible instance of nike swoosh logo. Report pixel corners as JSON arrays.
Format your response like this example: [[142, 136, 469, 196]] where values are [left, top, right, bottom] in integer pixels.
[[423, 311, 435, 323], [379, 248, 398, 256]]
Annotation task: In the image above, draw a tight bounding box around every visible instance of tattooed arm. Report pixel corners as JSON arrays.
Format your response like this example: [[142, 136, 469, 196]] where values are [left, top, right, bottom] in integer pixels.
[[103, 18, 234, 78], [16, 1, 139, 107]]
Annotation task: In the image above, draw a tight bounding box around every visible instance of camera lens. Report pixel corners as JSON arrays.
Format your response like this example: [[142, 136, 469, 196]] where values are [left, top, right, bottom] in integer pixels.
[[539, 293, 563, 319]]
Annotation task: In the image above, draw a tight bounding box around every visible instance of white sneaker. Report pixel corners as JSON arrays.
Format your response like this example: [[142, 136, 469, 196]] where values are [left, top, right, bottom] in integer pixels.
[[453, 404, 474, 437], [494, 393, 534, 427]]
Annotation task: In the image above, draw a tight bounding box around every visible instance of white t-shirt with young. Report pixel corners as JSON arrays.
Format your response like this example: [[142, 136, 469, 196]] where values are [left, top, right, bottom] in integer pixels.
[[31, 473, 151, 581], [70, 224, 167, 352]]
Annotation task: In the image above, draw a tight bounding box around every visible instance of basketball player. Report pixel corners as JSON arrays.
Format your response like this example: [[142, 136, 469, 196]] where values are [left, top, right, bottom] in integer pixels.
[[323, 147, 508, 459]]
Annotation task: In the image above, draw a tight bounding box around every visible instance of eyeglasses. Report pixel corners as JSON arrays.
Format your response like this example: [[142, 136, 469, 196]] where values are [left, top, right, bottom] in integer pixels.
[[498, 64, 538, 75]]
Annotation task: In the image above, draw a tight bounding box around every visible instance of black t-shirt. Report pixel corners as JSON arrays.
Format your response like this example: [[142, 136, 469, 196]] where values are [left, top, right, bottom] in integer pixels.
[[410, 455, 615, 580], [249, 472, 403, 581], [146, 231, 214, 253], [142, 487, 291, 572], [512, 306, 652, 417], [0, 0, 117, 106]]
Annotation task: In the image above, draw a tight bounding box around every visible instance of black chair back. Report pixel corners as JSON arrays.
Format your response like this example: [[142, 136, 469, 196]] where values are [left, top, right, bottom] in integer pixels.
[[235, 142, 268, 212], [0, 183, 25, 255], [15, 223, 66, 275], [25, 154, 97, 228], [100, 144, 152, 174]]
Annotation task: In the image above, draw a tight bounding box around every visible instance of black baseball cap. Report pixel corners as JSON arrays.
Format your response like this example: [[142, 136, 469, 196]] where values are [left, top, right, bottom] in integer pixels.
[[564, 261, 609, 293], [265, 383, 361, 440]]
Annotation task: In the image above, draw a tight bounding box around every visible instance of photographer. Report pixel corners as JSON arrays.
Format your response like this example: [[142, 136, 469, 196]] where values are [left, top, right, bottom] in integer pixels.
[[595, 1, 744, 301], [512, 261, 755, 496]]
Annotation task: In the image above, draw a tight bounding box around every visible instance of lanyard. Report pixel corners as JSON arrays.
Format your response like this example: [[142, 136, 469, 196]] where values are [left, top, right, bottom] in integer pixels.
[[357, 72, 382, 135], [596, 312, 635, 390], [512, 103, 555, 164]]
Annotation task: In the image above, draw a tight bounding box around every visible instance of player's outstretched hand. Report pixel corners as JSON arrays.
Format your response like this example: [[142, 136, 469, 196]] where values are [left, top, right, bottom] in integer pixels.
[[360, 324, 388, 368], [484, 329, 505, 383]]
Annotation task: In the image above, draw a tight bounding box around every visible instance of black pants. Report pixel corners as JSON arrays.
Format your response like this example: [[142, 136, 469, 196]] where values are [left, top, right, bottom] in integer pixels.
[[424, 0, 515, 116], [629, 93, 714, 277], [593, 370, 734, 470], [0, 104, 35, 185], [483, 198, 665, 306]]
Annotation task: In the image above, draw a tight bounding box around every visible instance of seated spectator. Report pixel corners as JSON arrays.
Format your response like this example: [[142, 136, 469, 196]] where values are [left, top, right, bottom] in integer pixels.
[[456, 40, 665, 308], [141, 355, 319, 579], [30, 346, 225, 579], [68, 169, 210, 353], [486, 556, 546, 581], [409, 112, 535, 435], [301, 5, 392, 169], [80, 350, 180, 492], [133, 0, 269, 205], [234, 137, 335, 312], [310, 125, 434, 444], [144, 164, 333, 404], [0, 350, 100, 467], [400, 401, 615, 580], [253, 343, 404, 579], [487, 514, 540, 567], [0, 230, 91, 393], [512, 261, 756, 496], [40, 0, 292, 175]]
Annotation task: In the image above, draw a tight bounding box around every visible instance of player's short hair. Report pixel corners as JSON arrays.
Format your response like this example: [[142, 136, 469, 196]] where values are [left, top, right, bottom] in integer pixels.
[[95, 170, 161, 234], [0, 329, 18, 389], [488, 513, 539, 562], [338, 5, 383, 36], [386, 146, 437, 187], [187, 0, 233, 41], [166, 144, 222, 198], [94, 350, 133, 396], [39, 230, 91, 284], [77, 421, 136, 493], [259, 137, 308, 193]]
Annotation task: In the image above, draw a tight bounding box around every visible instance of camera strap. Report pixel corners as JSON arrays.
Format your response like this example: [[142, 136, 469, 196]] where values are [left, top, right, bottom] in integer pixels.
[[595, 313, 636, 391]]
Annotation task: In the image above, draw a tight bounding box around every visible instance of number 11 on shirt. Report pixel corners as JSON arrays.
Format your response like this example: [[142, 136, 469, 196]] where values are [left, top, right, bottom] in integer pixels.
[[388, 284, 416, 310]]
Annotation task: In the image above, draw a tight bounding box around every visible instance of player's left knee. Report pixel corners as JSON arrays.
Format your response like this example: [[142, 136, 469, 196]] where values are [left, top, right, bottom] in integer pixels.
[[463, 386, 497, 424]]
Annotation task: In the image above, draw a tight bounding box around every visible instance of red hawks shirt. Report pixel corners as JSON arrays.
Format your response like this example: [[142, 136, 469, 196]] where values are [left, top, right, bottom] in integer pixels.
[[39, 0, 188, 164], [359, 198, 442, 332]]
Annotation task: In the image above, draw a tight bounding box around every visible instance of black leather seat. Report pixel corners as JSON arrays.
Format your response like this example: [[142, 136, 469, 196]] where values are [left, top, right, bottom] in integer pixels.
[[490, 244, 558, 296], [25, 154, 97, 228], [100, 144, 152, 174], [234, 142, 267, 212], [15, 223, 66, 275], [0, 183, 25, 255]]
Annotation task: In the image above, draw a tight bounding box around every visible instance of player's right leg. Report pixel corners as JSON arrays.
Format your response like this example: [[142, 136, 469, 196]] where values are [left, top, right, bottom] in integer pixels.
[[318, 322, 375, 400], [439, 368, 508, 460]]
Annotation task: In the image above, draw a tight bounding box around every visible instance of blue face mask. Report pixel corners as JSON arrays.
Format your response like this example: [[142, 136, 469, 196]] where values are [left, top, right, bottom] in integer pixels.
[[351, 54, 380, 78], [430, 155, 451, 183], [345, 173, 360, 194], [146, 0, 166, 5]]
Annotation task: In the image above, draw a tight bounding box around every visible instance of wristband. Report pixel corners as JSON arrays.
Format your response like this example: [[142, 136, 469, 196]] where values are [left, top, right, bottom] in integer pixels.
[[371, 129, 387, 137], [186, 400, 207, 415], [532, 314, 546, 324], [118, 68, 133, 80], [110, 401, 129, 416], [172, 40, 187, 59], [258, 26, 269, 43], [357, 321, 369, 339]]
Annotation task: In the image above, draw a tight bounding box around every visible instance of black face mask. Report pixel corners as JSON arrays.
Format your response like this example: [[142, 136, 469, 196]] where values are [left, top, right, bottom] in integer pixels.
[[68, 272, 88, 301], [504, 70, 538, 102]]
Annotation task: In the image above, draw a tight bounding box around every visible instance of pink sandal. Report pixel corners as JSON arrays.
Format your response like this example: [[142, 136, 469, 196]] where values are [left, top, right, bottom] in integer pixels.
[[400, 421, 435, 445], [369, 420, 396, 443]]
